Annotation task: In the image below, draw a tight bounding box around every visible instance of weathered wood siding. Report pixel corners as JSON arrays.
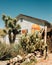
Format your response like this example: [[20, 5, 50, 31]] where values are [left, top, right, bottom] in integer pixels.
[[17, 19, 44, 33]]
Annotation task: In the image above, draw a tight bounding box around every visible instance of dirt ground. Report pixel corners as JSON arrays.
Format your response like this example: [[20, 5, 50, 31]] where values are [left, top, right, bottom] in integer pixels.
[[0, 61, 8, 65], [36, 53, 52, 65]]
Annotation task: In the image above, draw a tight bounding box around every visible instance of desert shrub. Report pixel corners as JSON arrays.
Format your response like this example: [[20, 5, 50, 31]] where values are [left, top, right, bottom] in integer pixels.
[[21, 32, 45, 53], [0, 43, 11, 60], [10, 43, 24, 57], [0, 42, 24, 60]]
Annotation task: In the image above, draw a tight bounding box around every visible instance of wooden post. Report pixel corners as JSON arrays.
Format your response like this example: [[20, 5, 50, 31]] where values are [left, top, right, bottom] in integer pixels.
[[44, 26, 47, 44], [44, 26, 47, 59]]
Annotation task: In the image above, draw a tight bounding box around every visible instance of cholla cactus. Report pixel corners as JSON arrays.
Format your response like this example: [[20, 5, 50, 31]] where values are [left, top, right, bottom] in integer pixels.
[[21, 31, 47, 54]]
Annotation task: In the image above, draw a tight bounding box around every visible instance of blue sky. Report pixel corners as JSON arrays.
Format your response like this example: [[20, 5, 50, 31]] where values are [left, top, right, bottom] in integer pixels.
[[0, 0, 52, 28]]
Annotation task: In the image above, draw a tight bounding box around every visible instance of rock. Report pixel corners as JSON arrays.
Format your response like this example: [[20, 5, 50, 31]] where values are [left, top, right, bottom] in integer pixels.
[[25, 58, 30, 63], [10, 63, 13, 65], [7, 54, 35, 65], [36, 51, 41, 58], [20, 58, 30, 65], [7, 55, 23, 65], [9, 59, 13, 63], [7, 59, 13, 65], [15, 63, 20, 65], [12, 57, 18, 62], [17, 55, 23, 61], [25, 53, 34, 59]]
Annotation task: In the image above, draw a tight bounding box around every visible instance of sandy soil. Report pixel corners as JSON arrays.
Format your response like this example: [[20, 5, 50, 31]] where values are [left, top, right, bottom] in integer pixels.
[[0, 61, 8, 65], [36, 53, 52, 65]]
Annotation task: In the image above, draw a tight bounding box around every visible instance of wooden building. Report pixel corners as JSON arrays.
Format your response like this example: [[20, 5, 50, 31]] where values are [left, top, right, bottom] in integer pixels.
[[16, 14, 51, 33]]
